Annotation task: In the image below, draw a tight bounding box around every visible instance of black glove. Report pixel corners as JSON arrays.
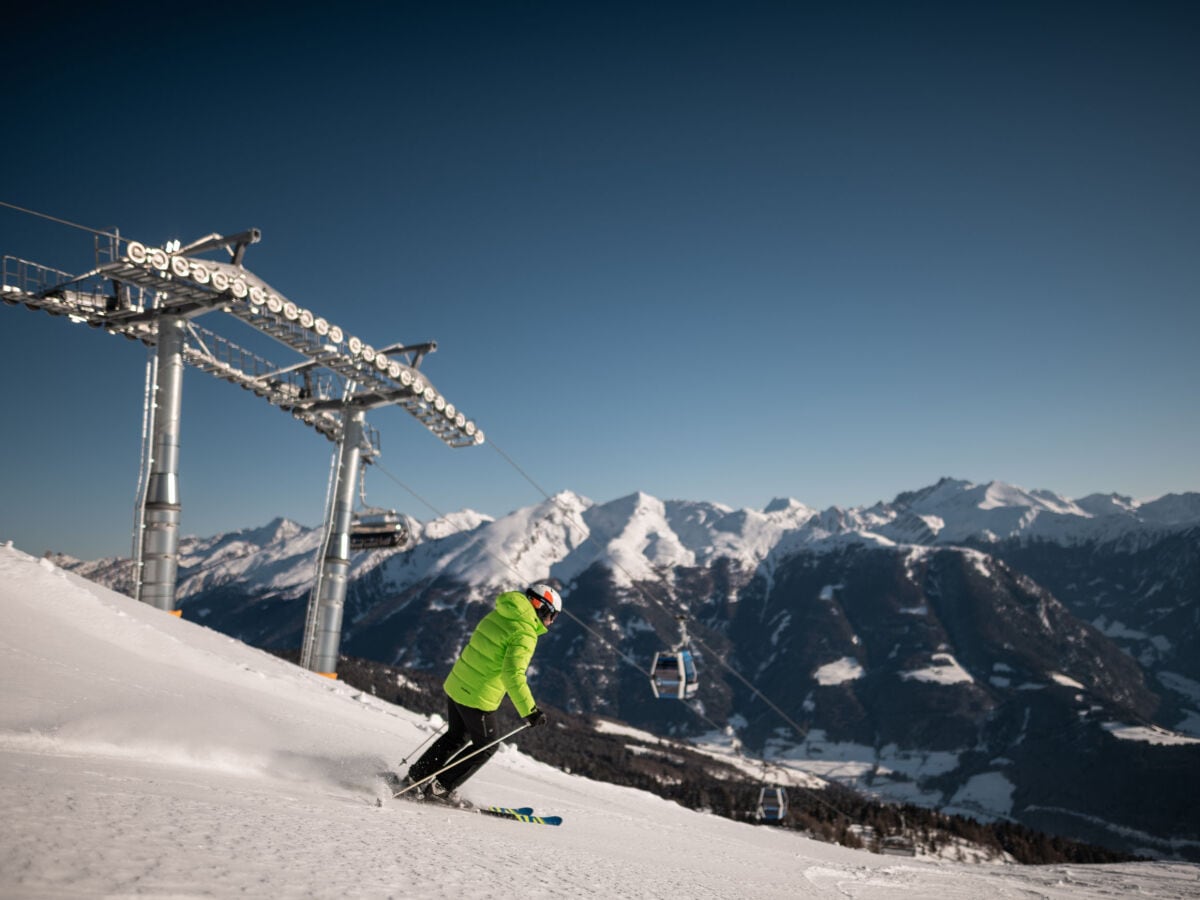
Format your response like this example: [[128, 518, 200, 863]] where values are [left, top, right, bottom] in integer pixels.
[[525, 708, 548, 728]]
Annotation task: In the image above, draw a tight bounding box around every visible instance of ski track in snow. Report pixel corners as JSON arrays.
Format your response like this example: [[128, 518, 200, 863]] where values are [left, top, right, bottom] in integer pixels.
[[2, 544, 1199, 899]]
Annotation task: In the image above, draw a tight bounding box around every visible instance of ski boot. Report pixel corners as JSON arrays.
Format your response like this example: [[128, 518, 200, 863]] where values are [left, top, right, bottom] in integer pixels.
[[427, 779, 471, 809]]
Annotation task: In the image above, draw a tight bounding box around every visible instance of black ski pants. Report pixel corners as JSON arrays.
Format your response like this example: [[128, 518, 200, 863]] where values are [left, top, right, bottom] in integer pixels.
[[408, 694, 499, 792]]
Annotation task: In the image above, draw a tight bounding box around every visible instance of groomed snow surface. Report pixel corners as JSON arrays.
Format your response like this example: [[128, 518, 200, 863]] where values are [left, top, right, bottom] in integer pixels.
[[2, 544, 1198, 899]]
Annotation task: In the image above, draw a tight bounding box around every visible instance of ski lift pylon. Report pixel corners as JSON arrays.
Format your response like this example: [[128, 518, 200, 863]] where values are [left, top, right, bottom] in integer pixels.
[[649, 615, 699, 700]]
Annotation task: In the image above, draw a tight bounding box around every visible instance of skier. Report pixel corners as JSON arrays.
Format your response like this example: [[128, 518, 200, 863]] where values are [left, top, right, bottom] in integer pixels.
[[403, 582, 561, 804]]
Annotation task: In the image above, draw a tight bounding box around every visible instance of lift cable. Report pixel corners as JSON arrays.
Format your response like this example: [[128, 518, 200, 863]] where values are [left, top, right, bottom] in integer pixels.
[[486, 439, 812, 741], [0, 200, 121, 240], [404, 437, 814, 750]]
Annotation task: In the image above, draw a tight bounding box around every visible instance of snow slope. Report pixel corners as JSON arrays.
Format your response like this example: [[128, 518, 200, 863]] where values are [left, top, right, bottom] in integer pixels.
[[2, 544, 1197, 899]]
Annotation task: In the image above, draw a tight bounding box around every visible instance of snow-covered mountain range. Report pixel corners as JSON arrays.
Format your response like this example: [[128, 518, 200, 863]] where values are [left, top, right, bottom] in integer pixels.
[[72, 476, 1200, 596], [56, 477, 1200, 861]]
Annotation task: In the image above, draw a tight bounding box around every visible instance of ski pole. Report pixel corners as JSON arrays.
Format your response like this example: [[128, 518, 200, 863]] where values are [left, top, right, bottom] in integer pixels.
[[398, 722, 446, 768], [394, 722, 531, 797], [402, 722, 473, 775]]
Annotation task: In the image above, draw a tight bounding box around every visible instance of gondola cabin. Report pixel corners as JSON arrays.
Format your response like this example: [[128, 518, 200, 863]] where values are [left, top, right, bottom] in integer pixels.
[[349, 510, 409, 551], [649, 648, 699, 700], [756, 786, 787, 821], [880, 835, 917, 857]]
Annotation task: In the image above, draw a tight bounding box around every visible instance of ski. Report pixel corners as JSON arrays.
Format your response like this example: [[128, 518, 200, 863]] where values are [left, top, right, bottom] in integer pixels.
[[479, 807, 562, 826], [482, 806, 534, 817], [378, 773, 561, 824], [409, 799, 562, 825]]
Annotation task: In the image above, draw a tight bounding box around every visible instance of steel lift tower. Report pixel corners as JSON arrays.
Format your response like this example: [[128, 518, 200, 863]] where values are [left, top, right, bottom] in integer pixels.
[[3, 227, 484, 677]]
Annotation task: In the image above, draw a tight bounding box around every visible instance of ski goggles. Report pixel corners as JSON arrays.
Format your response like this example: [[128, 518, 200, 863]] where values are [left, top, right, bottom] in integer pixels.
[[528, 594, 559, 624]]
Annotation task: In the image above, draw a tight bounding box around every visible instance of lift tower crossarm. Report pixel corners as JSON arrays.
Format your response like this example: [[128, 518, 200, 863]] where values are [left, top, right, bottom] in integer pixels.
[[176, 228, 261, 265], [377, 341, 437, 368], [95, 240, 485, 447]]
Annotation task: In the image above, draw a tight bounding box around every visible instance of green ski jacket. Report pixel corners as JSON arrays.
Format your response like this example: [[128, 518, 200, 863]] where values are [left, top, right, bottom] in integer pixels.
[[444, 590, 546, 717]]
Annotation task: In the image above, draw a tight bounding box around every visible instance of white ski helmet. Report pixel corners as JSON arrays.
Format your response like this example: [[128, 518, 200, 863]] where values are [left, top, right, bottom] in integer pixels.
[[526, 583, 563, 623]]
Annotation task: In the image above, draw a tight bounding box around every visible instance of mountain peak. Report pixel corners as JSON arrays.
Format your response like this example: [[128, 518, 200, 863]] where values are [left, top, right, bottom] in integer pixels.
[[978, 481, 1084, 516], [892, 477, 975, 508], [1075, 493, 1138, 517]]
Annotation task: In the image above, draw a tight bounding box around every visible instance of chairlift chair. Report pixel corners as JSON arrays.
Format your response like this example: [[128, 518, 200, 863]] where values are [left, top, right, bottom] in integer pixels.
[[349, 509, 409, 550], [756, 786, 787, 821], [649, 615, 700, 700], [348, 468, 409, 551]]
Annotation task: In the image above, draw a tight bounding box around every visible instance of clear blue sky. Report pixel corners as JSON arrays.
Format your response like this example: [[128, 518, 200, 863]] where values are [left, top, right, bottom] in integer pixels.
[[3, 1, 1197, 560]]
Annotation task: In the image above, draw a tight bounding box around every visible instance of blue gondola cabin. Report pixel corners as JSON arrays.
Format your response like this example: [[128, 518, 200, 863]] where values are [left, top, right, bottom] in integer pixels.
[[650, 648, 699, 700], [756, 786, 787, 821]]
